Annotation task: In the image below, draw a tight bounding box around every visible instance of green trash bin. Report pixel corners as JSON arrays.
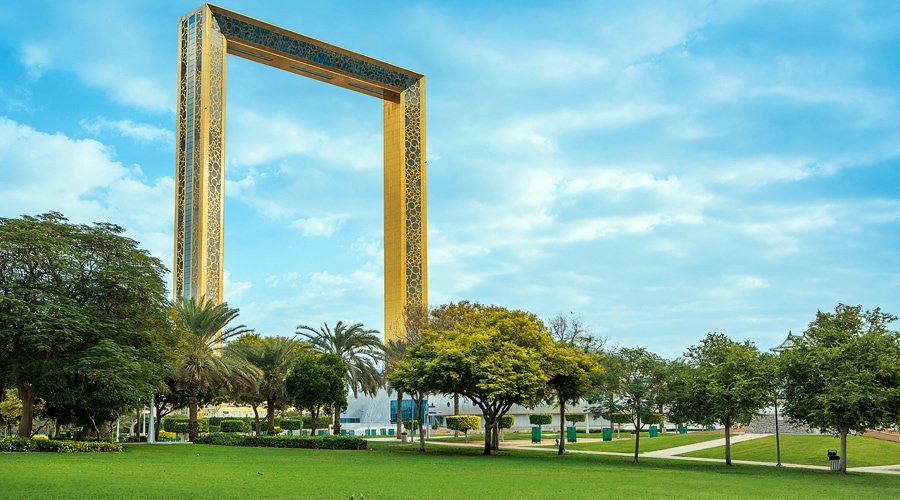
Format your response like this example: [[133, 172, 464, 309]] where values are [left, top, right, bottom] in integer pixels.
[[388, 428, 395, 436], [531, 426, 541, 443], [287, 430, 293, 437], [602, 428, 613, 441], [678, 425, 687, 434], [567, 426, 577, 443], [318, 429, 327, 436], [649, 425, 658, 438]]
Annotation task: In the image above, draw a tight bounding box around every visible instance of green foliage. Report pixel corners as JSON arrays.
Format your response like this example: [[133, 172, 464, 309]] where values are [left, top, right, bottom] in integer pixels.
[[296, 321, 384, 398], [566, 413, 586, 424], [163, 417, 208, 433], [0, 438, 121, 453], [158, 430, 176, 440], [610, 412, 632, 424], [395, 302, 553, 454], [780, 304, 900, 473], [402, 420, 419, 431], [529, 414, 553, 426], [499, 415, 514, 429], [208, 425, 220, 433], [285, 352, 346, 432], [645, 413, 664, 425], [445, 415, 480, 434], [193, 434, 367, 450], [220, 420, 249, 433], [0, 212, 173, 437]]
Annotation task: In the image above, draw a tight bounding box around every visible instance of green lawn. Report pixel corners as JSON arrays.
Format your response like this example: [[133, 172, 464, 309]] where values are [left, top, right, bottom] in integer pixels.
[[540, 431, 725, 453], [1, 441, 898, 499], [680, 435, 900, 467]]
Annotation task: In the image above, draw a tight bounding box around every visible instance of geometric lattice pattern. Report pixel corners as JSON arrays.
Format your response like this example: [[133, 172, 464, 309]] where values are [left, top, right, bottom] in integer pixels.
[[174, 5, 427, 341]]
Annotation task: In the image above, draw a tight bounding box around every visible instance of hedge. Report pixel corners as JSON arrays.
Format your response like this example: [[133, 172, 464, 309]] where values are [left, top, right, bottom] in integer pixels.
[[163, 417, 209, 433], [0, 438, 122, 453], [499, 415, 514, 429], [610, 412, 632, 424], [402, 420, 419, 430], [158, 430, 176, 440], [529, 414, 552, 426], [279, 416, 331, 430], [220, 420, 249, 433], [193, 434, 366, 450]]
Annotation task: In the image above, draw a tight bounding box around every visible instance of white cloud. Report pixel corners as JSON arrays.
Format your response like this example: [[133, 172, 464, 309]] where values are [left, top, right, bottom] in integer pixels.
[[290, 215, 346, 237], [80, 116, 173, 144], [78, 62, 170, 112], [223, 269, 253, 302], [21, 44, 51, 78]]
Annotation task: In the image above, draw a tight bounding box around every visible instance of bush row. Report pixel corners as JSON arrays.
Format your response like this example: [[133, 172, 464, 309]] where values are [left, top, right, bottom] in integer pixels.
[[0, 437, 122, 453], [278, 416, 332, 430], [193, 433, 366, 450]]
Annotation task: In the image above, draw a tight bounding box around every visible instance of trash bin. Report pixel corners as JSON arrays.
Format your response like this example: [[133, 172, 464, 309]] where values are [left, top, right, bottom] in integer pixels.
[[531, 426, 541, 443], [388, 428, 395, 436], [602, 428, 613, 441], [287, 430, 293, 437], [567, 426, 577, 443], [318, 429, 326, 436], [678, 425, 687, 434], [828, 450, 840, 471], [649, 426, 658, 438], [401, 431, 408, 443]]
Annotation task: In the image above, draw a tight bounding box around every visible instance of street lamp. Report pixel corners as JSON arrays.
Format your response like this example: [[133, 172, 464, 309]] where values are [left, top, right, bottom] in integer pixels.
[[771, 331, 801, 467]]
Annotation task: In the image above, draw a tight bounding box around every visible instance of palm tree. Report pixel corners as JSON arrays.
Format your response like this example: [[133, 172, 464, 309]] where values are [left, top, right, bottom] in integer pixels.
[[383, 339, 408, 438], [174, 297, 255, 441], [296, 321, 384, 434], [227, 336, 305, 434]]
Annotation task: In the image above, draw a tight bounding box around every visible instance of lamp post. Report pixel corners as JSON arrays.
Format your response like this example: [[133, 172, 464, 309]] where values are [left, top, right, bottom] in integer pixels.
[[771, 331, 800, 467], [427, 403, 436, 439]]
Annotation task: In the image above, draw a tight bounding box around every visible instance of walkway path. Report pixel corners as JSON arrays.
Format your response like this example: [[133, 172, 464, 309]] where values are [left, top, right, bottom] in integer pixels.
[[642, 432, 767, 457]]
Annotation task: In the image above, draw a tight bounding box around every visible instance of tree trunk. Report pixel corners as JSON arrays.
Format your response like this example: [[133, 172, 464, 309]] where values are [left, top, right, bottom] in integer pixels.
[[491, 422, 500, 450], [724, 418, 732, 466], [333, 406, 341, 435], [483, 422, 493, 456], [267, 392, 276, 435], [558, 397, 566, 455], [839, 426, 848, 474], [633, 408, 641, 463], [252, 405, 261, 436], [395, 390, 403, 439], [16, 383, 35, 438], [188, 395, 200, 441], [453, 393, 460, 437], [310, 408, 317, 436]]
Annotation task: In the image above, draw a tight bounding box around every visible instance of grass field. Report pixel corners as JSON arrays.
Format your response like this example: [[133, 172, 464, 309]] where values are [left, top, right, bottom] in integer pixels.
[[537, 430, 725, 453], [1, 441, 898, 499], [680, 434, 900, 467]]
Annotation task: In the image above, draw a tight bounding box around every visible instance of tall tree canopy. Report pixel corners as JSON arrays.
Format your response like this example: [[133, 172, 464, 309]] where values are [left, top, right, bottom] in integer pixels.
[[0, 212, 172, 438], [396, 302, 553, 455], [285, 352, 346, 436], [670, 333, 773, 466], [296, 321, 383, 434], [603, 347, 667, 463], [780, 304, 900, 473]]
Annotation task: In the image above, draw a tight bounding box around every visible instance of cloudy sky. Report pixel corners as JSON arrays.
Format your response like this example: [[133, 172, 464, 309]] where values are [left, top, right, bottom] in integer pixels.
[[1, 0, 898, 357]]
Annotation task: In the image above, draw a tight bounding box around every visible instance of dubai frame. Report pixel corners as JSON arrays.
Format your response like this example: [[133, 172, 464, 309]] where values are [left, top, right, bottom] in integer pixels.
[[174, 4, 426, 341]]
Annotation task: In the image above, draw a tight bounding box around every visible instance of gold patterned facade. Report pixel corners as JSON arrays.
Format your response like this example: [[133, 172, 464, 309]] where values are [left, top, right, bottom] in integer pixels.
[[174, 4, 426, 341]]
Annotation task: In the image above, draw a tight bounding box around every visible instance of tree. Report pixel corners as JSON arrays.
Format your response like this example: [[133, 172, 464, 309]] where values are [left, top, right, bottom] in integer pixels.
[[285, 352, 347, 436], [670, 333, 773, 466], [227, 335, 305, 434], [296, 321, 383, 434], [387, 350, 431, 452], [397, 303, 552, 455], [0, 388, 21, 437], [446, 415, 480, 442], [605, 347, 667, 463], [546, 341, 602, 454], [780, 304, 900, 473], [173, 297, 255, 441], [0, 213, 172, 437]]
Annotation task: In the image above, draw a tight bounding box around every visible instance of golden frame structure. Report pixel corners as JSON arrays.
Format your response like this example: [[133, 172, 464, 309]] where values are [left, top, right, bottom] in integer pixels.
[[174, 4, 426, 341]]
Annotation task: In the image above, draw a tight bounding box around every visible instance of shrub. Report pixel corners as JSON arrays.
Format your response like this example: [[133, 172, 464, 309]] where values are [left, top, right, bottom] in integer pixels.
[[303, 416, 332, 429], [645, 413, 664, 425], [0, 437, 35, 452], [31, 434, 50, 441], [163, 417, 209, 433], [402, 420, 419, 431], [610, 412, 632, 424], [499, 415, 514, 429], [220, 420, 248, 433], [279, 419, 302, 430], [173, 422, 189, 434], [158, 430, 176, 440], [446, 415, 481, 441], [208, 425, 220, 433], [567, 414, 586, 424], [529, 414, 552, 426], [193, 434, 366, 450]]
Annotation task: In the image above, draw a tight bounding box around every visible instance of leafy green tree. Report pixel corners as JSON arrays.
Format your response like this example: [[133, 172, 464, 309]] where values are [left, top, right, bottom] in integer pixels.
[[670, 333, 773, 466], [0, 213, 171, 437], [0, 388, 21, 436], [285, 352, 346, 436], [546, 342, 602, 454], [446, 415, 480, 442], [387, 349, 431, 452], [605, 347, 667, 463], [226, 336, 305, 434], [780, 304, 900, 473], [396, 303, 552, 455], [296, 321, 383, 434], [173, 297, 255, 441], [383, 339, 408, 439]]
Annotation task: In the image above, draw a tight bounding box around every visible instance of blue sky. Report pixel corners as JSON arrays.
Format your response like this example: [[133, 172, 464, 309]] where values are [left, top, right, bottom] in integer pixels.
[[1, 0, 898, 357]]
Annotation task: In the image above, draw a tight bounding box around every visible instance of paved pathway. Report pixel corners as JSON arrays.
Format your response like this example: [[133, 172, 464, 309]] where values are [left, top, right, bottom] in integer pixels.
[[642, 432, 767, 457]]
